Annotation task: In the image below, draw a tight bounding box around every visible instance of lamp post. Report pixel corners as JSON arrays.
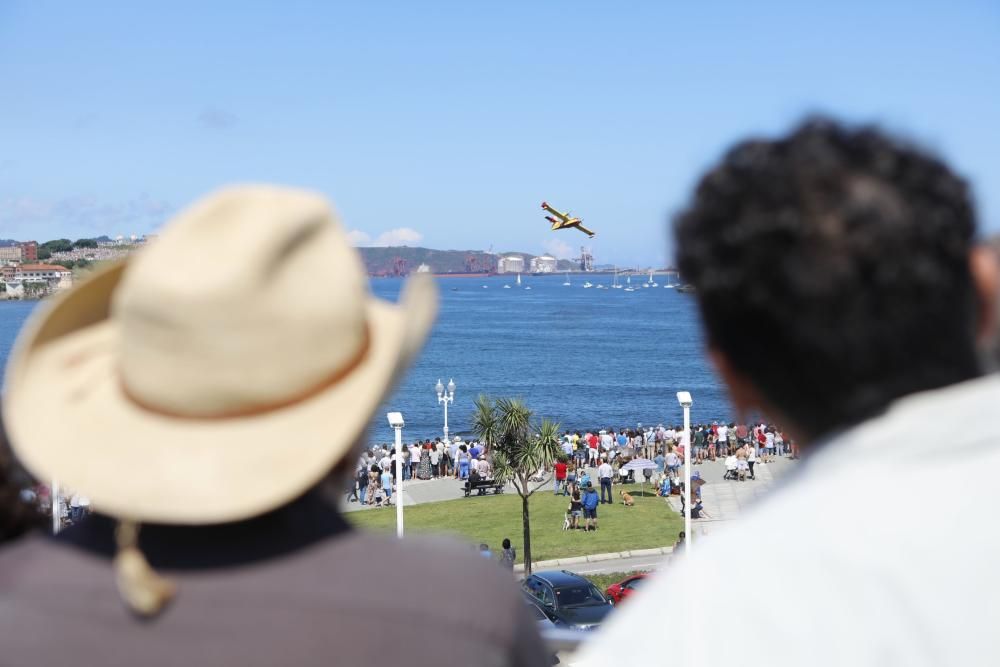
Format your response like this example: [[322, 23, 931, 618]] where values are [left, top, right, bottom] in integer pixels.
[[436, 378, 456, 441], [676, 391, 693, 558], [51, 478, 61, 534], [387, 412, 405, 539]]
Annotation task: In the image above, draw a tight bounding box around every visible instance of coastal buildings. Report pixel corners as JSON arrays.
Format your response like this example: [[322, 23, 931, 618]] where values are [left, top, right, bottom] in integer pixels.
[[16, 263, 73, 287], [0, 246, 22, 262], [497, 255, 524, 274], [19, 241, 38, 262], [529, 255, 557, 274], [0, 263, 73, 299]]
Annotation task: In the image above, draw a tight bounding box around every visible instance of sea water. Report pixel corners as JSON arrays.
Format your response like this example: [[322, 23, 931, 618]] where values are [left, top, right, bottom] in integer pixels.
[[0, 274, 731, 443]]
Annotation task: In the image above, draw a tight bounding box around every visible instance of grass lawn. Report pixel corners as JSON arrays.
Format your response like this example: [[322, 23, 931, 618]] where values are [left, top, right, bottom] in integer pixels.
[[347, 488, 683, 565]]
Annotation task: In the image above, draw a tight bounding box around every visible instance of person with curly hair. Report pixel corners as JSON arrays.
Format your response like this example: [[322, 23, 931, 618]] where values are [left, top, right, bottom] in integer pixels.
[[580, 118, 1000, 666]]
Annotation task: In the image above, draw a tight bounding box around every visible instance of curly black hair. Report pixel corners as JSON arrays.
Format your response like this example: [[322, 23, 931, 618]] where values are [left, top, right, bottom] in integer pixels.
[[675, 117, 981, 438]]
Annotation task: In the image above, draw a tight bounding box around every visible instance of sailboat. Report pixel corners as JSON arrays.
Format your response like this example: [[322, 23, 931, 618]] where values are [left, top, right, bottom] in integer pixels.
[[583, 280, 593, 288], [624, 274, 636, 292], [563, 272, 571, 286], [516, 273, 521, 286], [612, 268, 622, 290], [646, 270, 657, 287]]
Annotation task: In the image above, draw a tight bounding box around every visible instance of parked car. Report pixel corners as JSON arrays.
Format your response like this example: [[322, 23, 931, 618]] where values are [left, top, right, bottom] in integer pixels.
[[522, 570, 613, 630], [524, 598, 557, 631], [604, 572, 648, 605]]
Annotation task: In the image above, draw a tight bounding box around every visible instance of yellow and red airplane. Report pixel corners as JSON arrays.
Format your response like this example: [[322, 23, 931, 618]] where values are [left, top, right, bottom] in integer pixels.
[[541, 201, 595, 238]]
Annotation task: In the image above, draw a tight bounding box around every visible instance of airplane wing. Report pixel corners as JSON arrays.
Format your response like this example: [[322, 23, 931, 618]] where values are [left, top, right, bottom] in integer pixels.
[[575, 223, 596, 238], [541, 202, 570, 222]]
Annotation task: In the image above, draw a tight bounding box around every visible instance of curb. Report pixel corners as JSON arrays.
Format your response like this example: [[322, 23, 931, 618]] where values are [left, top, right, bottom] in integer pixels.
[[629, 547, 668, 557], [513, 545, 674, 573], [586, 552, 619, 563], [557, 556, 588, 565]]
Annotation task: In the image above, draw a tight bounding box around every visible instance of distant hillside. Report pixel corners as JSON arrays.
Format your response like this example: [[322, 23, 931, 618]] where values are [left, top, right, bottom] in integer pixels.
[[0, 239, 16, 247], [358, 246, 576, 276]]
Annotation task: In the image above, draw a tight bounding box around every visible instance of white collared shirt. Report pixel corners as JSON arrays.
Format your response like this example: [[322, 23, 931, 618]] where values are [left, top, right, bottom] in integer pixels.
[[577, 374, 1000, 667]]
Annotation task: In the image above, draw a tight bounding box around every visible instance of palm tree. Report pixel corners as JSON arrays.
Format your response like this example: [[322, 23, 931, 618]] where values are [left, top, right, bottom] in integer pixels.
[[472, 395, 561, 575]]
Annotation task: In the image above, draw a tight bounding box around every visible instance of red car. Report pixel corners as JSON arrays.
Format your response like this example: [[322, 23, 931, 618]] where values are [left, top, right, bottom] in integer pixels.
[[605, 573, 648, 605]]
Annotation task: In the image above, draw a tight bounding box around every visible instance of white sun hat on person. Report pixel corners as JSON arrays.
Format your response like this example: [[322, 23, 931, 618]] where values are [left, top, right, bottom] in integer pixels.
[[3, 185, 438, 525]]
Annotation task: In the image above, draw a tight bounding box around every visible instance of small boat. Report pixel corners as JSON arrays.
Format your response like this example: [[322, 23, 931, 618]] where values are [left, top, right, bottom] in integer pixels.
[[612, 268, 622, 290], [647, 270, 657, 287], [664, 283, 675, 289], [482, 285, 488, 289], [563, 272, 571, 286], [516, 273, 522, 286], [524, 286, 532, 290], [583, 281, 593, 289], [503, 284, 512, 289], [596, 283, 606, 289]]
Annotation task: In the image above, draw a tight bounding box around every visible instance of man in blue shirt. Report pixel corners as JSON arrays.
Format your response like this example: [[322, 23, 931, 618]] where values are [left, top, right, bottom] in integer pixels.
[[582, 482, 600, 531]]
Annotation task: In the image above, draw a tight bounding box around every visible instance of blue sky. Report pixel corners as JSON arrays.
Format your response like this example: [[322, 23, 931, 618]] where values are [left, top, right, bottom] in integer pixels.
[[1, 1, 998, 267]]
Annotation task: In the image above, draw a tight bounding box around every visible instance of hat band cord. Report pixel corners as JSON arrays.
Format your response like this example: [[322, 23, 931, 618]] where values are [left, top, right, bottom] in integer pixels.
[[117, 325, 371, 420], [113, 520, 177, 618]]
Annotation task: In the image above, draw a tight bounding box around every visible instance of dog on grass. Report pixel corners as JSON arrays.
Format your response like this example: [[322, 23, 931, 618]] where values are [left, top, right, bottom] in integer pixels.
[[620, 490, 635, 507]]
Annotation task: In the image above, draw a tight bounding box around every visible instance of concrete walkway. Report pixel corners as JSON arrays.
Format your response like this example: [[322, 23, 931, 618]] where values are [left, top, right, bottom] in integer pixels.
[[340, 474, 508, 512], [664, 455, 795, 536]]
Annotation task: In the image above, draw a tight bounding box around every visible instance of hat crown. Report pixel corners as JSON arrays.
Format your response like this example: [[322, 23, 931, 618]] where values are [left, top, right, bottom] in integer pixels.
[[114, 186, 368, 417]]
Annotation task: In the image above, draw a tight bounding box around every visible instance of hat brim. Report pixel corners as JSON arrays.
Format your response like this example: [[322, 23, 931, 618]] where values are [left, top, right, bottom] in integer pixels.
[[3, 262, 437, 525]]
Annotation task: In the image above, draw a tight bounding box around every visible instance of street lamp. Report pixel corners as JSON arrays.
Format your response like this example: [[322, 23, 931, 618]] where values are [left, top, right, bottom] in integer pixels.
[[387, 412, 405, 539], [51, 478, 61, 534], [436, 378, 456, 441], [676, 391, 693, 559]]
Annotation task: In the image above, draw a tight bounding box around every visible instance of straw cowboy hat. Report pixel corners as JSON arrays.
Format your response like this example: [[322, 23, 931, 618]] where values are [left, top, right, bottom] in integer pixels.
[[3, 185, 438, 526]]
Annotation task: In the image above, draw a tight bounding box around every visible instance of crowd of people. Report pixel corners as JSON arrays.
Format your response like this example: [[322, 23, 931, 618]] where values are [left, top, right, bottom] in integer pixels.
[[16, 484, 91, 527], [349, 420, 793, 510], [347, 435, 497, 506], [2, 118, 1000, 666]]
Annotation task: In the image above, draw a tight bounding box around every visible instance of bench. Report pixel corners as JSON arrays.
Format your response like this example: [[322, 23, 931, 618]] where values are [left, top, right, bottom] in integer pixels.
[[461, 478, 505, 497]]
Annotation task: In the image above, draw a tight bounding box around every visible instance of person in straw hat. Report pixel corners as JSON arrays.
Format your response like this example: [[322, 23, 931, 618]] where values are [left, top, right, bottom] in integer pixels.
[[0, 186, 547, 667]]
